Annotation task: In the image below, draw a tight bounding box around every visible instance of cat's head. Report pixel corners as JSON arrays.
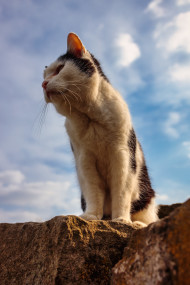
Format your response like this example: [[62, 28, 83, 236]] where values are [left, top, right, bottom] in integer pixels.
[[42, 33, 108, 116]]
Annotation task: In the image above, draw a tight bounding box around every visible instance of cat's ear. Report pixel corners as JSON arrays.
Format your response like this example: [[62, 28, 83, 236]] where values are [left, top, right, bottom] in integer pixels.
[[67, 33, 86, 57]]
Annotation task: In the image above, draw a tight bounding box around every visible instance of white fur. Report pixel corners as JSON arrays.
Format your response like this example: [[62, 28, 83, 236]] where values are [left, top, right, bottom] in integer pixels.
[[42, 34, 158, 227]]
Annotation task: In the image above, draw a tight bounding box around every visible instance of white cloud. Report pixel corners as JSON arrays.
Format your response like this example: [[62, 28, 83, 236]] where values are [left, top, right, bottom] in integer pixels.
[[182, 141, 190, 159], [155, 12, 190, 54], [156, 194, 169, 202], [0, 209, 42, 223], [115, 33, 141, 67], [167, 12, 190, 53], [169, 64, 190, 82], [153, 88, 190, 106], [163, 112, 181, 138], [156, 180, 190, 204], [176, 0, 190, 6], [0, 170, 24, 186], [0, 170, 81, 223], [145, 0, 166, 18]]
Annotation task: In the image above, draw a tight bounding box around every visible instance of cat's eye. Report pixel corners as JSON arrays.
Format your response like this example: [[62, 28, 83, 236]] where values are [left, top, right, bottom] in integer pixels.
[[55, 64, 64, 75], [45, 66, 48, 68]]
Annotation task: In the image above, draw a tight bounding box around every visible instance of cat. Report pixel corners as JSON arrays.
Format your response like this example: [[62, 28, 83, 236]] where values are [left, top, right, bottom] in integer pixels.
[[42, 32, 158, 227]]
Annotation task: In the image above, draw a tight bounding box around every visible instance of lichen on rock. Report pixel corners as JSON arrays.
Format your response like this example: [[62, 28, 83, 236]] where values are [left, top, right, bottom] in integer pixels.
[[0, 215, 134, 285]]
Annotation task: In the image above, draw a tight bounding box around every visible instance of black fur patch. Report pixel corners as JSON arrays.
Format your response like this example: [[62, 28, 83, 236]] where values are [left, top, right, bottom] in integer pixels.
[[131, 158, 155, 214], [81, 195, 86, 212], [90, 53, 110, 83], [128, 128, 137, 173], [58, 52, 95, 77]]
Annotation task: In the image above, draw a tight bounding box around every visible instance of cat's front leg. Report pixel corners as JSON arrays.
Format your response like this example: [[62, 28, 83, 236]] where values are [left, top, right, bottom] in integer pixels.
[[77, 152, 105, 221], [110, 150, 133, 224]]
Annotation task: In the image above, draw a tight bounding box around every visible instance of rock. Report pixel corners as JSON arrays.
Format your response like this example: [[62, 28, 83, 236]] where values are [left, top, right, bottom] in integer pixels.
[[158, 203, 182, 219], [0, 200, 189, 285], [112, 199, 190, 285], [0, 215, 136, 285]]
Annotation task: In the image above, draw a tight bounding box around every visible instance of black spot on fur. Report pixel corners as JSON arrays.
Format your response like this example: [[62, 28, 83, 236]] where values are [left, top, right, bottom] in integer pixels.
[[58, 52, 95, 77], [128, 128, 137, 173], [131, 158, 155, 214], [81, 195, 86, 212], [90, 53, 110, 83]]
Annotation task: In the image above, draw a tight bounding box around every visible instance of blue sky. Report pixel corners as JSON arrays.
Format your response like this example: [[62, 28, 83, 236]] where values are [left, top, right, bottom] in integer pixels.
[[0, 0, 190, 223]]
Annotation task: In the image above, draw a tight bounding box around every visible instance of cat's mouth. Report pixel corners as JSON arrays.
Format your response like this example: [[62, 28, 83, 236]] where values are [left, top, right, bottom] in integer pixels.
[[44, 90, 57, 103], [44, 90, 66, 104], [43, 90, 51, 103], [46, 91, 52, 100]]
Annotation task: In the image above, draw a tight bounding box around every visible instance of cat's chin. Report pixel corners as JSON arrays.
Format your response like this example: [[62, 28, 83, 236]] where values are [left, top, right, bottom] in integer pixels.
[[43, 90, 51, 103], [44, 94, 51, 103], [44, 92, 59, 103]]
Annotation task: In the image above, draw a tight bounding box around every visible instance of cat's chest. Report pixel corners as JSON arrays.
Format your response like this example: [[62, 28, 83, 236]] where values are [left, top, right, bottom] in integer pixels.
[[72, 120, 110, 176], [66, 116, 124, 182], [68, 118, 108, 151]]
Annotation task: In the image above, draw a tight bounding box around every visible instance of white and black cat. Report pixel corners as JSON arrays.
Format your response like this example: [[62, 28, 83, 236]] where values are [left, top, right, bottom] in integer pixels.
[[42, 32, 158, 227]]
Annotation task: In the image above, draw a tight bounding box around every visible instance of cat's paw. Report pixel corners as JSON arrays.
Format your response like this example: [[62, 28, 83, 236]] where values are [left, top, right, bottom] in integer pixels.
[[79, 213, 101, 221], [132, 221, 147, 228], [112, 217, 132, 224], [112, 218, 147, 228]]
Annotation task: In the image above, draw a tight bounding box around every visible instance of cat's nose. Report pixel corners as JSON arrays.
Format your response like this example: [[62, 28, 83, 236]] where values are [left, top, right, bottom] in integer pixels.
[[42, 80, 48, 90]]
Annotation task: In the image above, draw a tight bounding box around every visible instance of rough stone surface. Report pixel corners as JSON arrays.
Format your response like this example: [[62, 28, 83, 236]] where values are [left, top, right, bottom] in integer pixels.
[[0, 200, 189, 285], [112, 199, 190, 285], [0, 215, 136, 285], [158, 203, 181, 219]]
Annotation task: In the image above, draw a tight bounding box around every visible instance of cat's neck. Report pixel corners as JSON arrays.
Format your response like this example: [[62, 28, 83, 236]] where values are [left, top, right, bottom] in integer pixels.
[[65, 79, 131, 134], [67, 79, 112, 119]]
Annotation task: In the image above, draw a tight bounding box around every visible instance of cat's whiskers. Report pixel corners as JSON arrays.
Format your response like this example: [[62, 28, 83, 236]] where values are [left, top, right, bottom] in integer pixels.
[[55, 80, 82, 102], [65, 80, 91, 90], [33, 101, 48, 137], [65, 95, 72, 114], [68, 83, 81, 92], [63, 87, 82, 102], [58, 83, 82, 102], [58, 90, 72, 115]]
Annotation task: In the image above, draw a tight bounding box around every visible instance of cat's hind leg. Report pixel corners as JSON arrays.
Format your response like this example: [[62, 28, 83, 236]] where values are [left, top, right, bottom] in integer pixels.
[[131, 198, 159, 226]]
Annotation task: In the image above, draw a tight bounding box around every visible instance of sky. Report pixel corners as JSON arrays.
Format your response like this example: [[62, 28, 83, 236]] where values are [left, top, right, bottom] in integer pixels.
[[0, 0, 190, 223]]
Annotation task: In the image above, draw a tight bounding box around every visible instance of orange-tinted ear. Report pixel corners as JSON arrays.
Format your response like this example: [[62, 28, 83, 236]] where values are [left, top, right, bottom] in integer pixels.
[[67, 33, 86, 57]]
